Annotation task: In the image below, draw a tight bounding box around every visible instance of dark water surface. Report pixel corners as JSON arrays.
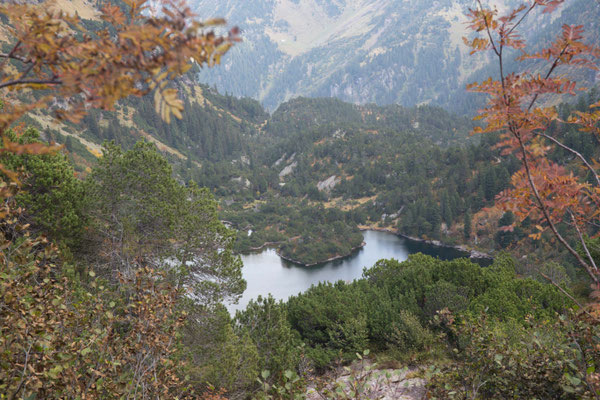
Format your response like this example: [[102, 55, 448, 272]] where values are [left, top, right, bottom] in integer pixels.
[[229, 230, 480, 312]]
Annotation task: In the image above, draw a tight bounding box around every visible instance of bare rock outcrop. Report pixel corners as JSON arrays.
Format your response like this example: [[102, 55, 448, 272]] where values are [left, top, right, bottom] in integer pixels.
[[306, 362, 426, 400], [317, 175, 341, 192]]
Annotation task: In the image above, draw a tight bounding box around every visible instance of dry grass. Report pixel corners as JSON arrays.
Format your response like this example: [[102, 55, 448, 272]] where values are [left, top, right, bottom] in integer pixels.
[[31, 113, 103, 156], [243, 200, 266, 210], [138, 130, 187, 160], [321, 195, 377, 211], [50, 0, 99, 20], [184, 85, 245, 124]]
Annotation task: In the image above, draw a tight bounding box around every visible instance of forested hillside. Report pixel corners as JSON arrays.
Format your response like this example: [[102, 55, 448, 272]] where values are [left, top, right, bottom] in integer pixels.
[[39, 64, 600, 267], [14, 0, 598, 267], [27, 78, 494, 265]]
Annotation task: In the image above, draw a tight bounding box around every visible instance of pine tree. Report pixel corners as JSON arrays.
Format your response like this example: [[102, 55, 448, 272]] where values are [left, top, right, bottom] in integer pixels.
[[65, 135, 74, 152], [441, 192, 454, 227], [84, 141, 245, 305], [483, 167, 498, 201], [464, 209, 472, 240]]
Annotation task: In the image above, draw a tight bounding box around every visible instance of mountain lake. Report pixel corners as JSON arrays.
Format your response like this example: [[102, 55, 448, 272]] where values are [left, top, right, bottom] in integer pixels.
[[228, 230, 491, 312]]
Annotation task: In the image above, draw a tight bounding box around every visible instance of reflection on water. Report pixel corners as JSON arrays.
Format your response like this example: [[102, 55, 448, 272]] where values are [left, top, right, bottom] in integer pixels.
[[229, 230, 486, 313]]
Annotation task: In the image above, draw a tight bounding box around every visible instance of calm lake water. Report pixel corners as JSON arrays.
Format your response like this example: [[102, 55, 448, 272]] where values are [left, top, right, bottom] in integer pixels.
[[229, 230, 480, 312]]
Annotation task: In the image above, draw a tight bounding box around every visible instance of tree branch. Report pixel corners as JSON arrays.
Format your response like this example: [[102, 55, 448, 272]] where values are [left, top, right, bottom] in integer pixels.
[[526, 43, 570, 113], [10, 340, 32, 400], [569, 209, 599, 273], [0, 52, 30, 64], [17, 61, 36, 83], [477, 0, 500, 56], [0, 78, 62, 90], [515, 132, 599, 284], [506, 2, 537, 37], [495, 30, 598, 282], [541, 273, 599, 321], [0, 40, 21, 70], [534, 130, 600, 187]]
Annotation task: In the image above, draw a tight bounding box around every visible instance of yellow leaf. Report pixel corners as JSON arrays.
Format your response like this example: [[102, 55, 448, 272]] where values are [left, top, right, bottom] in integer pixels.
[[155, 70, 168, 82], [203, 18, 226, 26]]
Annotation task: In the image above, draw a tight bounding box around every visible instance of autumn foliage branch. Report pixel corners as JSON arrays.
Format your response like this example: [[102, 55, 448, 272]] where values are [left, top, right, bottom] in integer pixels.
[[0, 0, 238, 192], [465, 0, 600, 291], [0, 0, 238, 125]]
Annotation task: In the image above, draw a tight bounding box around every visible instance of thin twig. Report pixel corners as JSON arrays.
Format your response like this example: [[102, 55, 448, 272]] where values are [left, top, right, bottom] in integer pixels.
[[541, 273, 599, 321], [0, 78, 62, 89], [569, 209, 599, 273], [10, 341, 32, 400], [506, 2, 538, 37], [0, 40, 21, 70], [525, 43, 570, 113], [585, 221, 600, 230], [476, 0, 500, 57], [0, 52, 30, 64], [534, 131, 600, 187], [17, 61, 35, 82], [477, 0, 511, 116]]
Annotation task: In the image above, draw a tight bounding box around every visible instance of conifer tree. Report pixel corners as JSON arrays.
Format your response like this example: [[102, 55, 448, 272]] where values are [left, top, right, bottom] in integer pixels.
[[84, 141, 245, 305], [464, 209, 472, 240]]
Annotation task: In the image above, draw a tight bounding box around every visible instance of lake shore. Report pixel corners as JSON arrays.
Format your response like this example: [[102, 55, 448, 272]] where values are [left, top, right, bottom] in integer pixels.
[[358, 225, 493, 260], [242, 240, 285, 253], [275, 241, 367, 267], [233, 230, 493, 312], [239, 226, 492, 267]]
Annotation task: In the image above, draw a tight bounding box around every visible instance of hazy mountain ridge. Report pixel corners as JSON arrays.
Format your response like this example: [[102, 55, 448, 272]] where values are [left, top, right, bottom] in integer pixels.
[[192, 0, 600, 113]]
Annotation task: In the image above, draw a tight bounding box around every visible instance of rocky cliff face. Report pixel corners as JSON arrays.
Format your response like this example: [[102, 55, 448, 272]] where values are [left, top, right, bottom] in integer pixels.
[[191, 0, 599, 113]]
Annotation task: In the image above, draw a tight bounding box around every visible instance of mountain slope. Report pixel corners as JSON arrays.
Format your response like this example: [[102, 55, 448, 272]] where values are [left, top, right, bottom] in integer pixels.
[[191, 0, 600, 113]]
